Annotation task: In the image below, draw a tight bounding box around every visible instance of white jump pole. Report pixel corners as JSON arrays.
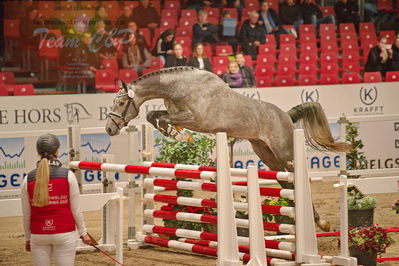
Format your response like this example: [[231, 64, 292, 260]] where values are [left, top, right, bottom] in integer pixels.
[[115, 187, 124, 266], [68, 125, 82, 192], [101, 154, 116, 246], [246, 164, 266, 266], [216, 132, 242, 266], [293, 129, 329, 266], [141, 123, 154, 232]]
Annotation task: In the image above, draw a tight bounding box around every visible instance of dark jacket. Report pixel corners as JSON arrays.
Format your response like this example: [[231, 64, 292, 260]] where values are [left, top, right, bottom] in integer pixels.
[[364, 46, 390, 75], [223, 72, 243, 88], [334, 0, 359, 23], [192, 22, 219, 46], [88, 17, 113, 35], [133, 3, 160, 28], [279, 2, 302, 25], [165, 56, 188, 68], [116, 15, 135, 30], [300, 3, 323, 24], [390, 46, 399, 71], [239, 19, 266, 45], [238, 64, 256, 88], [189, 56, 213, 72], [258, 9, 284, 34]]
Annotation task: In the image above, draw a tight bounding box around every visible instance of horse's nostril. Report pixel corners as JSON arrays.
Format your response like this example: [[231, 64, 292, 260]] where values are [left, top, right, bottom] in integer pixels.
[[107, 127, 112, 134]]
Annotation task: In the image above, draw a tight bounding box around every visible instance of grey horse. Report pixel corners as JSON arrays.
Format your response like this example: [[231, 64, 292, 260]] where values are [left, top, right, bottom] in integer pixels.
[[106, 66, 351, 231]]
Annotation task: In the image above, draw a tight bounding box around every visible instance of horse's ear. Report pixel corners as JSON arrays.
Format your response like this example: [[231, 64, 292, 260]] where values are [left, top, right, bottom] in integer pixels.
[[119, 80, 127, 91]]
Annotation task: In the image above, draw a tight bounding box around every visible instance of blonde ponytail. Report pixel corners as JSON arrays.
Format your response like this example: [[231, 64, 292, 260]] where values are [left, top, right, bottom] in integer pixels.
[[32, 158, 50, 207]]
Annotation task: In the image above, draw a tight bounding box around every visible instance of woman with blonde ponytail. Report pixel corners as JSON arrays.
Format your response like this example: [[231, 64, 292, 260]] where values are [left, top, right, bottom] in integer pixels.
[[21, 134, 91, 266]]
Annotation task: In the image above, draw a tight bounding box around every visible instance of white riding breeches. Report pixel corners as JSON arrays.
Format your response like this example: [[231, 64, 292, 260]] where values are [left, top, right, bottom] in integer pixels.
[[30, 231, 77, 266]]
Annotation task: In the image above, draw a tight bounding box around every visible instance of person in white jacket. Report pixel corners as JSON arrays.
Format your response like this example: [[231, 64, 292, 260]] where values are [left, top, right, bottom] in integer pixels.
[[21, 133, 91, 266]]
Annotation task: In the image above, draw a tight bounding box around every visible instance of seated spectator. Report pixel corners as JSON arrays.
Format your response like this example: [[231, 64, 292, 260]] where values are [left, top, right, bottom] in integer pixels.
[[301, 0, 335, 29], [66, 32, 100, 92], [219, 10, 239, 52], [221, 0, 245, 18], [152, 29, 175, 63], [133, 0, 160, 31], [222, 62, 243, 88], [89, 6, 113, 34], [165, 43, 189, 68], [279, 0, 303, 33], [91, 21, 118, 60], [20, 5, 44, 47], [186, 0, 221, 9], [193, 10, 219, 48], [258, 1, 288, 43], [116, 5, 135, 30], [334, 0, 360, 30], [239, 11, 266, 60], [235, 52, 256, 87], [389, 37, 399, 71], [189, 43, 213, 72], [122, 33, 152, 75], [365, 37, 392, 76]]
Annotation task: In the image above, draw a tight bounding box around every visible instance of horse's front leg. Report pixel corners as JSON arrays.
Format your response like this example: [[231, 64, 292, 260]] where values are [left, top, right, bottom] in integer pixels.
[[147, 110, 194, 142]]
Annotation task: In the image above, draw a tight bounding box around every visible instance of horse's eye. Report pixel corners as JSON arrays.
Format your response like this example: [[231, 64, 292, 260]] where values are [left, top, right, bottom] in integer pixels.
[[118, 102, 125, 106]]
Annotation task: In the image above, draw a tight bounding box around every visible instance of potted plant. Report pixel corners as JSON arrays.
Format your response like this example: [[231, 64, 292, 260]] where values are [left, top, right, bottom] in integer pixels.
[[346, 123, 376, 227], [347, 225, 394, 266], [155, 130, 216, 235]]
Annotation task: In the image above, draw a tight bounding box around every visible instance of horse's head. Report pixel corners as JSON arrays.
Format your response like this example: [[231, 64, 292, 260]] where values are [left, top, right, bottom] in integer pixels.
[[106, 81, 140, 136]]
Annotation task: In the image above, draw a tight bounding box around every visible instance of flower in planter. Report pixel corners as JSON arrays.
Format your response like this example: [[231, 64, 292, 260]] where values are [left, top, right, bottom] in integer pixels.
[[347, 225, 394, 255], [347, 189, 376, 210], [392, 199, 399, 214]]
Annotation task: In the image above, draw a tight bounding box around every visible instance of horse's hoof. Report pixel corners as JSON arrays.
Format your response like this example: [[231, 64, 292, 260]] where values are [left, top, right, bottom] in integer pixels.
[[316, 220, 331, 232]]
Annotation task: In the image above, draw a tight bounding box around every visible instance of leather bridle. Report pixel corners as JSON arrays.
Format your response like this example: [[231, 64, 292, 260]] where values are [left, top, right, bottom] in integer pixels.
[[108, 91, 139, 130]]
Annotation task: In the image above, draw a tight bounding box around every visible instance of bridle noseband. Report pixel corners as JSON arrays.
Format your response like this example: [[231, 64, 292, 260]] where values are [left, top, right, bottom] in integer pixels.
[[108, 91, 139, 129]]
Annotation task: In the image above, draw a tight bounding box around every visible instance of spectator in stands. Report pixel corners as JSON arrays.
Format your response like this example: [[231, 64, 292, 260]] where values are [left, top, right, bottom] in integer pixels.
[[219, 10, 239, 53], [258, 1, 288, 42], [334, 0, 360, 30], [365, 37, 393, 76], [300, 0, 335, 29], [116, 5, 135, 30], [89, 6, 113, 34], [239, 11, 266, 60], [389, 37, 399, 71], [122, 33, 152, 76], [221, 0, 245, 18], [133, 0, 160, 31], [92, 21, 118, 60], [165, 43, 189, 67], [189, 43, 213, 72], [193, 10, 220, 48], [279, 0, 303, 34], [222, 61, 243, 88], [152, 29, 175, 63], [124, 21, 148, 47], [186, 0, 222, 10], [20, 5, 44, 47], [235, 52, 256, 87]]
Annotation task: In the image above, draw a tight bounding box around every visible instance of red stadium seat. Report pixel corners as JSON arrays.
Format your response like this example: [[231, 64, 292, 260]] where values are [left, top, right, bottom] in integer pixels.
[[320, 52, 338, 64], [96, 70, 118, 92], [360, 32, 378, 44], [265, 0, 279, 12], [342, 72, 361, 84], [256, 76, 273, 87], [300, 43, 318, 55], [277, 64, 296, 76], [256, 54, 276, 65], [363, 72, 382, 83], [259, 43, 277, 55], [38, 1, 56, 18], [299, 24, 316, 35], [150, 1, 161, 13], [379, 30, 396, 43], [299, 63, 318, 75], [339, 23, 356, 35], [320, 6, 335, 17], [359, 22, 376, 36], [299, 53, 318, 65], [161, 9, 179, 20], [385, 71, 399, 82], [204, 7, 220, 19], [212, 56, 230, 67], [213, 66, 226, 76], [179, 17, 197, 28], [13, 84, 35, 96], [278, 52, 297, 65], [216, 45, 233, 56], [175, 37, 192, 50], [320, 62, 339, 75], [342, 51, 360, 63], [242, 7, 257, 17], [160, 18, 178, 30], [275, 75, 296, 86], [103, 1, 120, 22], [176, 26, 192, 37], [342, 61, 360, 74], [255, 64, 275, 76], [279, 34, 296, 45], [119, 69, 138, 83], [300, 33, 317, 44], [125, 1, 139, 10], [181, 9, 197, 19], [279, 44, 297, 56], [164, 0, 181, 10], [341, 40, 359, 53], [321, 40, 339, 53], [341, 32, 358, 42], [139, 28, 152, 47], [222, 8, 238, 19], [319, 73, 339, 84], [102, 59, 119, 77], [298, 74, 318, 85], [0, 72, 16, 85], [265, 34, 277, 46], [246, 0, 260, 9], [0, 85, 8, 96], [4, 19, 20, 39], [150, 57, 164, 69], [319, 24, 335, 36], [377, 0, 394, 11], [243, 55, 254, 68]]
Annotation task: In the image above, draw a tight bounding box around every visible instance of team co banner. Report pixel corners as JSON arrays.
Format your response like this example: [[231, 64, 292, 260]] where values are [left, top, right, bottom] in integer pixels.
[[0, 83, 398, 190]]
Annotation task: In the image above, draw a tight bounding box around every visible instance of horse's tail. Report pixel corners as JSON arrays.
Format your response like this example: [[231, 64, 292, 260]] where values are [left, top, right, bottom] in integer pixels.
[[287, 102, 352, 153]]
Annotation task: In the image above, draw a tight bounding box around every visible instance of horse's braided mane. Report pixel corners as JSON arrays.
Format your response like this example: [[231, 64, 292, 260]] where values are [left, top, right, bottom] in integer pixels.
[[132, 66, 198, 84]]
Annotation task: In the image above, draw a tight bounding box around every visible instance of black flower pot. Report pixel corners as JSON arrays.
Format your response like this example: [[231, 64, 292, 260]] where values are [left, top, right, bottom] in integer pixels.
[[348, 208, 374, 227], [349, 247, 377, 266]]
